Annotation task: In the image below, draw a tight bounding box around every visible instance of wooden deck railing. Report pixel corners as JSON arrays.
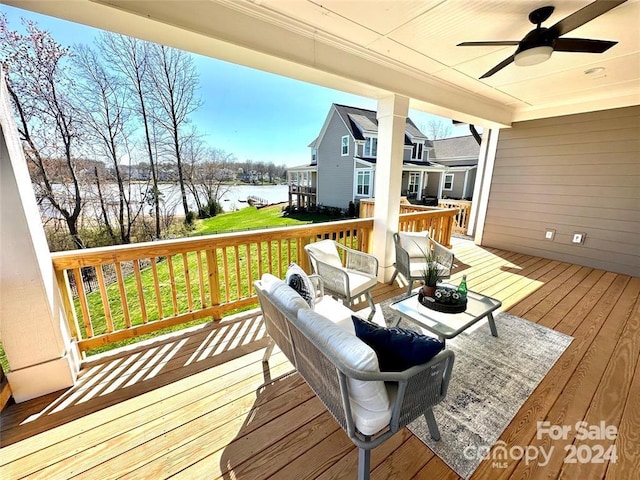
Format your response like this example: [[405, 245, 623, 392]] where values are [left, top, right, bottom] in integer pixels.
[[52, 211, 454, 354], [360, 198, 471, 235], [52, 219, 373, 353]]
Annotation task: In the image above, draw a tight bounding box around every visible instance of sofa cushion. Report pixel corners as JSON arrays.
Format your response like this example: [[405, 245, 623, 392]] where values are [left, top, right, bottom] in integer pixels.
[[296, 309, 391, 434], [260, 273, 283, 294], [307, 240, 343, 268], [352, 316, 444, 371], [313, 296, 357, 333], [270, 281, 310, 318], [398, 231, 431, 259], [285, 263, 315, 308]]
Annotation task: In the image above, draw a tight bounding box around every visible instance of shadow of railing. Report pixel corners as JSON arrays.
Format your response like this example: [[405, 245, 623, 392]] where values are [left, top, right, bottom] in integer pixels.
[[0, 311, 270, 446]]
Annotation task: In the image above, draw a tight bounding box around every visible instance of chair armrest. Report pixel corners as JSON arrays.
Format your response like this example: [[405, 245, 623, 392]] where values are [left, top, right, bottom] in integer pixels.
[[314, 259, 350, 298], [394, 242, 412, 276], [336, 243, 378, 276], [308, 274, 325, 299]]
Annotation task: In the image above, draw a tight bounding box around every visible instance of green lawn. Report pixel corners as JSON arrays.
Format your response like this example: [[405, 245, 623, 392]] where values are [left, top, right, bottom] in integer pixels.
[[193, 204, 337, 235]]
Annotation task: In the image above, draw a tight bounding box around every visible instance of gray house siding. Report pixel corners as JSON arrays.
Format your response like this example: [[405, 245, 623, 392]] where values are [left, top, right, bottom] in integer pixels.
[[481, 105, 640, 277], [317, 110, 355, 209]]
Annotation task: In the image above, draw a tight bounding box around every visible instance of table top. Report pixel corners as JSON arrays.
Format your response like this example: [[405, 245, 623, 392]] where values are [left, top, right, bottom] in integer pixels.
[[388, 285, 502, 339]]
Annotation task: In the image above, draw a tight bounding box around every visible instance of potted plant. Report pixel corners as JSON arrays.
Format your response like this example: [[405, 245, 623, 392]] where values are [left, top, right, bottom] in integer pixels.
[[417, 243, 444, 298]]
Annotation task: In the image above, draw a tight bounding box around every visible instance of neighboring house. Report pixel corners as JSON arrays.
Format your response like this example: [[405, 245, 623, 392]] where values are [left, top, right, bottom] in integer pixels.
[[426, 135, 480, 200], [287, 104, 448, 210]]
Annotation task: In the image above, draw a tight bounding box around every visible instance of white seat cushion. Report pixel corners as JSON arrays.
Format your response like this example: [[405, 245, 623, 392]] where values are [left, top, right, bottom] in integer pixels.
[[345, 270, 377, 297], [314, 296, 356, 333], [306, 240, 343, 268], [296, 309, 391, 434], [408, 261, 450, 278], [398, 231, 430, 259]]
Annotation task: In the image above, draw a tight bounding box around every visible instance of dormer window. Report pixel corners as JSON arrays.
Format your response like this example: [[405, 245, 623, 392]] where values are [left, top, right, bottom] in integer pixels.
[[364, 136, 378, 157], [341, 136, 349, 156], [412, 142, 424, 160]]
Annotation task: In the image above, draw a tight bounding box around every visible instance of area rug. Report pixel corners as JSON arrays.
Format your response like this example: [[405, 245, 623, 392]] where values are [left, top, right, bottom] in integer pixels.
[[375, 301, 573, 480]]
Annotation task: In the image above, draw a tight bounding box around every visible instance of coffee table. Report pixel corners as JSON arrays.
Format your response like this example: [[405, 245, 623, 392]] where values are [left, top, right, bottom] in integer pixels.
[[387, 286, 502, 345]]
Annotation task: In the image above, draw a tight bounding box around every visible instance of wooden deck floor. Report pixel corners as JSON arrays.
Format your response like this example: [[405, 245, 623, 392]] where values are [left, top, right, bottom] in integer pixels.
[[2, 240, 638, 479]]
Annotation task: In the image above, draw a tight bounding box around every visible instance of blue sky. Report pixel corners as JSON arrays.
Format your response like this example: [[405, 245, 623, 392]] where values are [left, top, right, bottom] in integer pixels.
[[2, 5, 466, 167]]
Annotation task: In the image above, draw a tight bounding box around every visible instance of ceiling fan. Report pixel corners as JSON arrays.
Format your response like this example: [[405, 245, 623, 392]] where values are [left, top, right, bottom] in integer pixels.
[[458, 0, 626, 79]]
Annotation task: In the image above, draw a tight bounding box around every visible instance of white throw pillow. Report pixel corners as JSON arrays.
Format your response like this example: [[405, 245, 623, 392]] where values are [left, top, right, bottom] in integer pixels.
[[398, 231, 431, 259]]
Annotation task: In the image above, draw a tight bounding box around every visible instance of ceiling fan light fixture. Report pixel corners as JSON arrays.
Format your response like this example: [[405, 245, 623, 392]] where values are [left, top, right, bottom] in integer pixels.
[[514, 46, 553, 66]]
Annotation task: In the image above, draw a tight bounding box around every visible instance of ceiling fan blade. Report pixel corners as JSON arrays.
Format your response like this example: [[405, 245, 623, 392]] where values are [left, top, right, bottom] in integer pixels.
[[554, 38, 618, 53], [480, 55, 515, 79], [549, 0, 627, 37], [458, 41, 519, 47]]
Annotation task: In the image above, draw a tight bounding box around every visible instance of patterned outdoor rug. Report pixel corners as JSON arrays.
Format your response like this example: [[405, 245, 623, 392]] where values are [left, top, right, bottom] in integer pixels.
[[375, 301, 573, 479]]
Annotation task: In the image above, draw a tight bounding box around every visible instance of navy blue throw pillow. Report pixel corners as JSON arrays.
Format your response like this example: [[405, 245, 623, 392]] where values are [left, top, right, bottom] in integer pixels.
[[352, 316, 444, 371]]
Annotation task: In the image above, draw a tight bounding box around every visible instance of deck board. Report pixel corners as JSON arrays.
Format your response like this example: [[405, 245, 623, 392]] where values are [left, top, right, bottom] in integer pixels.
[[1, 239, 638, 480]]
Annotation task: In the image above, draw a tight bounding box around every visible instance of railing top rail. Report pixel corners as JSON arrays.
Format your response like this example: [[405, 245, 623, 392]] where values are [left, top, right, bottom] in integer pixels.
[[51, 217, 374, 269], [399, 208, 458, 217]]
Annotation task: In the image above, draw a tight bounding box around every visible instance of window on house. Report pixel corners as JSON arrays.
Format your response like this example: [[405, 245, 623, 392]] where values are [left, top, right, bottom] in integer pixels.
[[356, 170, 371, 196], [311, 148, 317, 163], [412, 142, 424, 160], [444, 173, 454, 190], [364, 136, 378, 157], [341, 136, 349, 156], [408, 172, 420, 194]]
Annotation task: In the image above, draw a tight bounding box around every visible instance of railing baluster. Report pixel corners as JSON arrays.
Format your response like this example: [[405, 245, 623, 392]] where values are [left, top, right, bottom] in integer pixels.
[[206, 248, 221, 319], [257, 241, 264, 278], [55, 269, 80, 340], [182, 252, 193, 312], [95, 264, 114, 333], [196, 250, 206, 308], [222, 246, 231, 303], [114, 261, 131, 328], [267, 241, 273, 274], [234, 245, 241, 300], [166, 255, 179, 316], [277, 240, 283, 278], [73, 267, 94, 338], [246, 243, 253, 297], [150, 258, 163, 320], [132, 260, 148, 323]]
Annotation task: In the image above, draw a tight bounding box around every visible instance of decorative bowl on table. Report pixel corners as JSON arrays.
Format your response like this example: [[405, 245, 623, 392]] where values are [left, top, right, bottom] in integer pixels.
[[418, 285, 467, 314]]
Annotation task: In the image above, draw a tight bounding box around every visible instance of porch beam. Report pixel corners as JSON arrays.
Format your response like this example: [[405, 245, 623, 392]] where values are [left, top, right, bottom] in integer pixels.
[[372, 95, 408, 283]]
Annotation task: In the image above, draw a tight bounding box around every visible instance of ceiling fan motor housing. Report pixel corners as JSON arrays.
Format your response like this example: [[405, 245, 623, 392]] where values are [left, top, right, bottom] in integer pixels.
[[514, 28, 556, 66]]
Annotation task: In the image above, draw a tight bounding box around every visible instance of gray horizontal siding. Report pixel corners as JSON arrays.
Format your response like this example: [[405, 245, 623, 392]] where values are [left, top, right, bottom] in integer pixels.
[[482, 105, 640, 277], [317, 110, 354, 209]]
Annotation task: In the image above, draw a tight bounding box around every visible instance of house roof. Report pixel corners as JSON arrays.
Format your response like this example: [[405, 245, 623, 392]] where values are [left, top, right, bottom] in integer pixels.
[[432, 135, 480, 160], [332, 104, 429, 146]]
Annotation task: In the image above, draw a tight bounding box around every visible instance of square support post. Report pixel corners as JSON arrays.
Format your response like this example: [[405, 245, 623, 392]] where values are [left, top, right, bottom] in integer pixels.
[[372, 95, 409, 283]]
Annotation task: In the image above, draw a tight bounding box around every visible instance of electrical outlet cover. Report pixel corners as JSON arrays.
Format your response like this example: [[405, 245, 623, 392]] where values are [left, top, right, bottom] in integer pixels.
[[545, 230, 555, 240], [572, 233, 585, 244]]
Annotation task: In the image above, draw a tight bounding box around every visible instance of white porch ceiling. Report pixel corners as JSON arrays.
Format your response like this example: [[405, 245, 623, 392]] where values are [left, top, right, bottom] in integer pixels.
[[6, 0, 640, 128]]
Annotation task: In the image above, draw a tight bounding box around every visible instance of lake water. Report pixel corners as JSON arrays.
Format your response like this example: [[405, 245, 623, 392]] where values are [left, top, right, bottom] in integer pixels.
[[158, 183, 289, 212]]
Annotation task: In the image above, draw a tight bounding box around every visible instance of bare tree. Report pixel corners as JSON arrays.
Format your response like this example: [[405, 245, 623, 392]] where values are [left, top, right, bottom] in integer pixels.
[[422, 119, 453, 140], [147, 44, 202, 223], [74, 44, 145, 244], [100, 33, 163, 238], [1, 16, 86, 248]]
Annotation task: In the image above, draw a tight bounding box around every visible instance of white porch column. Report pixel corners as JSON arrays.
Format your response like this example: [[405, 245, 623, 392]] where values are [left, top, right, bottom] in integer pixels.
[[416, 171, 424, 200], [372, 94, 409, 282], [0, 77, 79, 402]]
